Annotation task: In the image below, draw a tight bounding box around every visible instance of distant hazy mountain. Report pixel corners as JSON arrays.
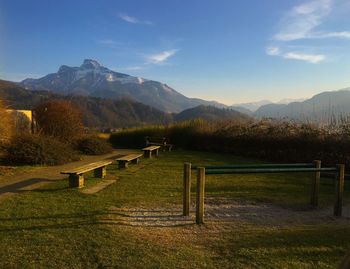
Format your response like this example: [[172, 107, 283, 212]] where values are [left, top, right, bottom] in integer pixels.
[[230, 106, 254, 116], [277, 98, 306, 104], [174, 105, 250, 122], [255, 88, 350, 123], [0, 80, 172, 128], [231, 100, 271, 112], [20, 59, 225, 113]]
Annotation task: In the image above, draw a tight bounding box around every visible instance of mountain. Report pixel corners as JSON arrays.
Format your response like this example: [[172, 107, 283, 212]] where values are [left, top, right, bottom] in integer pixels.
[[20, 59, 225, 113], [254, 88, 350, 123], [231, 100, 272, 112], [277, 98, 306, 104], [0, 79, 172, 128], [174, 105, 251, 122]]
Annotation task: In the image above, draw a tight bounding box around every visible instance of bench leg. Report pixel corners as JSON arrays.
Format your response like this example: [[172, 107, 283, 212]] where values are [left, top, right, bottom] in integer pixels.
[[94, 166, 107, 178], [144, 150, 151, 158], [155, 149, 159, 157], [69, 174, 84, 188], [118, 161, 128, 169], [131, 158, 139, 165]]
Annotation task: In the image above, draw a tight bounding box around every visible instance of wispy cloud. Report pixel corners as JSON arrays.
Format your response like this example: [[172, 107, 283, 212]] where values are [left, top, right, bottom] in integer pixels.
[[119, 13, 152, 25], [274, 0, 350, 41], [265, 47, 325, 64], [274, 0, 332, 41], [283, 52, 325, 64], [266, 47, 280, 56], [146, 49, 178, 64], [266, 0, 350, 64]]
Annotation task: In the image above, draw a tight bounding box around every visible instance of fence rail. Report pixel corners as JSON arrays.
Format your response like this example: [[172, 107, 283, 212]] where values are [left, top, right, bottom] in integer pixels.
[[205, 167, 337, 175], [191, 163, 315, 170], [183, 161, 345, 225]]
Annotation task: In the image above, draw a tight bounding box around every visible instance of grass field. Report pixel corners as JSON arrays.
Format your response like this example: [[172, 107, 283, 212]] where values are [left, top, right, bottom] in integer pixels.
[[0, 150, 350, 268]]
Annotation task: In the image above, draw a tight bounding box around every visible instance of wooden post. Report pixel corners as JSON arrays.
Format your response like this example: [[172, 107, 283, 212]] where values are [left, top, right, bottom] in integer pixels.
[[94, 166, 106, 178], [131, 158, 139, 165], [334, 164, 345, 217], [196, 167, 205, 224], [144, 150, 151, 158], [311, 160, 321, 207], [183, 163, 191, 216], [69, 174, 84, 188]]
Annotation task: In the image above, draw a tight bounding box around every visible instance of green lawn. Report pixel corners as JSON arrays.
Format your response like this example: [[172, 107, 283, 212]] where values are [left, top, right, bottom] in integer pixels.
[[0, 150, 349, 268]]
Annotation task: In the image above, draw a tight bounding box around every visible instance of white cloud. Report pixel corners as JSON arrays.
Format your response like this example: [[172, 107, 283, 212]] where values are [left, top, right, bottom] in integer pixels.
[[274, 0, 333, 41], [119, 14, 152, 25], [266, 47, 325, 64], [310, 31, 350, 39], [146, 50, 178, 64], [266, 0, 350, 64], [266, 47, 281, 56], [283, 52, 325, 64]]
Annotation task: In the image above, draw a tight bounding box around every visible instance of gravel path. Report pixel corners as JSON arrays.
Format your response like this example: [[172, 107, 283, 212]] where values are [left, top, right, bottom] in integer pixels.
[[0, 149, 140, 200]]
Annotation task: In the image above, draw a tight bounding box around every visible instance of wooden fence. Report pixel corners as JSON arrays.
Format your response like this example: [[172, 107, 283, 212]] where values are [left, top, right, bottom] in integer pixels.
[[183, 161, 345, 224]]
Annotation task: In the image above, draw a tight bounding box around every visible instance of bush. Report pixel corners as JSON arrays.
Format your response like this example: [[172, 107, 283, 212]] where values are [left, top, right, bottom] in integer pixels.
[[0, 99, 13, 147], [6, 134, 80, 165], [75, 136, 113, 155], [109, 119, 350, 168], [34, 100, 84, 143]]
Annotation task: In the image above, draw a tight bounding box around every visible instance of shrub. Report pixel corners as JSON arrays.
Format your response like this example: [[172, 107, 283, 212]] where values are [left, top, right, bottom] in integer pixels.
[[34, 100, 84, 143], [75, 136, 113, 155], [109, 119, 350, 168], [6, 134, 80, 165], [0, 99, 13, 147]]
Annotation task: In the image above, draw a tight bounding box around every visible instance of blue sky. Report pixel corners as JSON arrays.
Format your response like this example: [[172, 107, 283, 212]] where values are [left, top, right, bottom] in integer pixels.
[[1, 0, 350, 104]]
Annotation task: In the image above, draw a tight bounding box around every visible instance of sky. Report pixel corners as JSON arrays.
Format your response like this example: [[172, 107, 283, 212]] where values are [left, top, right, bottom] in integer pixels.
[[1, 0, 350, 104]]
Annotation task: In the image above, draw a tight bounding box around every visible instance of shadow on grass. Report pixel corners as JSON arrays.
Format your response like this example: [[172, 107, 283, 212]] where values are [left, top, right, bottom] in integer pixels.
[[0, 178, 58, 194]]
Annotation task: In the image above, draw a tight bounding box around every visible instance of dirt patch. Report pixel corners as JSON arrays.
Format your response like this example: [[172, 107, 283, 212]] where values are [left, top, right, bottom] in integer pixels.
[[100, 197, 350, 229]]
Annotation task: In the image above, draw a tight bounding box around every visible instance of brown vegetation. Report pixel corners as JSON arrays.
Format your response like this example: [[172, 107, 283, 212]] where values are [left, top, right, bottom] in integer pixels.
[[34, 100, 84, 143], [0, 99, 12, 146], [109, 119, 350, 168]]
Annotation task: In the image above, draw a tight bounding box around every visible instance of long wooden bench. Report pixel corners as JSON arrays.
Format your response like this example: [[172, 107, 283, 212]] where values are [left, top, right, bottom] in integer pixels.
[[116, 153, 143, 169], [142, 145, 160, 158], [61, 160, 112, 188], [145, 136, 173, 151]]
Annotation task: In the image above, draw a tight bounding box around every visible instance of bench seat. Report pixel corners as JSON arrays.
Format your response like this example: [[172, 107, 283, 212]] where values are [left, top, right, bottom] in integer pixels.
[[61, 160, 112, 188], [116, 153, 143, 169], [142, 145, 160, 158], [145, 136, 173, 151]]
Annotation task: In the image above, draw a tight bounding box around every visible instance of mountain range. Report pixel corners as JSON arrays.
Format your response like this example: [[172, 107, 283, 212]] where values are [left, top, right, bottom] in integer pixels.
[[20, 59, 224, 113], [0, 79, 249, 128], [254, 88, 350, 123], [0, 80, 172, 128], [3, 58, 350, 125]]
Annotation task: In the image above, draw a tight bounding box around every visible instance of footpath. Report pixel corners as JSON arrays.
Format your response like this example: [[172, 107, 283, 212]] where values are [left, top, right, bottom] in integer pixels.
[[0, 149, 138, 200]]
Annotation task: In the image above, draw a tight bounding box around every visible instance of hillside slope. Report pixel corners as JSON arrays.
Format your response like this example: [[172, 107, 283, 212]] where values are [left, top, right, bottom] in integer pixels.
[[0, 80, 172, 128], [20, 59, 225, 113]]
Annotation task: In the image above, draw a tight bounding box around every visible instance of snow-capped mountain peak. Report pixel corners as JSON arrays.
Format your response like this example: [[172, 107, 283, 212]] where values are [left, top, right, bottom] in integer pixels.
[[20, 59, 226, 112], [80, 59, 101, 69]]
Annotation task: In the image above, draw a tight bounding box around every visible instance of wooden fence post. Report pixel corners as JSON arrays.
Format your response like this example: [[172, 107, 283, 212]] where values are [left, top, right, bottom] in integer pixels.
[[311, 160, 321, 207], [196, 167, 205, 224], [334, 164, 345, 217], [183, 163, 191, 216]]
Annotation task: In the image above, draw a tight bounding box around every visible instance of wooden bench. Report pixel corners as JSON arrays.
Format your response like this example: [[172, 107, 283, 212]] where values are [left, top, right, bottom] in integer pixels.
[[142, 145, 160, 158], [61, 160, 112, 188], [145, 136, 173, 151], [116, 153, 143, 169]]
